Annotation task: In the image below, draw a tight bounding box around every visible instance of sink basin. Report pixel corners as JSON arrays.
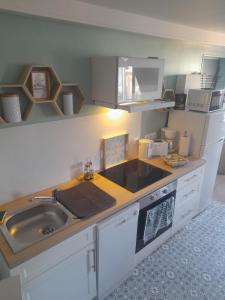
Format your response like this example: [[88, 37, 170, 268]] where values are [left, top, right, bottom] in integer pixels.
[[1, 199, 78, 253]]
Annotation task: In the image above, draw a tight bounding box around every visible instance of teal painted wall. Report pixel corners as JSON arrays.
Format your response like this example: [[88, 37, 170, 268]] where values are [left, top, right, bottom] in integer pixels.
[[1, 12, 225, 133]]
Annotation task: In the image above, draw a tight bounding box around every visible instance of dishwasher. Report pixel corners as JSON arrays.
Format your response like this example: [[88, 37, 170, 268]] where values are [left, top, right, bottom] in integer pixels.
[[97, 202, 139, 299]]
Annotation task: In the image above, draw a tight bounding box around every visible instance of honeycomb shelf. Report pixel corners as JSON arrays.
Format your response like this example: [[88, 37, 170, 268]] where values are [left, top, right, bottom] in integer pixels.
[[0, 65, 85, 126], [0, 84, 34, 123], [56, 83, 85, 116], [21, 65, 62, 105]]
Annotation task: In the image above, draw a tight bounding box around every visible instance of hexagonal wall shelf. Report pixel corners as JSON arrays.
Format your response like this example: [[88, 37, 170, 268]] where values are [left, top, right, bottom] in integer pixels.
[[56, 83, 85, 116], [0, 84, 34, 123], [21, 65, 62, 104], [0, 65, 85, 126]]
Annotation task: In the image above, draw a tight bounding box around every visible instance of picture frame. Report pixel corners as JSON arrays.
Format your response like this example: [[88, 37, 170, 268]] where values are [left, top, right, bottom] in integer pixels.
[[31, 71, 50, 100]]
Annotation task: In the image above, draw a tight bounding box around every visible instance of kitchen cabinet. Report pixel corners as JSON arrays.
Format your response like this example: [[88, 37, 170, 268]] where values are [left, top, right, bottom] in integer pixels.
[[91, 57, 174, 112], [172, 166, 204, 234], [97, 202, 139, 300], [9, 226, 96, 300], [23, 243, 95, 300]]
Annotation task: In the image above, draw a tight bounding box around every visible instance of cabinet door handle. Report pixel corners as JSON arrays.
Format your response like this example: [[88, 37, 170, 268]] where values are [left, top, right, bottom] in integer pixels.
[[22, 268, 27, 282], [88, 249, 96, 273], [22, 292, 30, 300], [185, 174, 198, 183], [22, 293, 26, 300], [92, 249, 96, 273], [183, 189, 196, 198], [116, 219, 126, 226]]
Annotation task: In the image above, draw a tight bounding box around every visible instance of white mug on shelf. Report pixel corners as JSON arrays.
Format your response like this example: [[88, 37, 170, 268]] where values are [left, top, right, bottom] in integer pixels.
[[1, 94, 22, 123], [63, 92, 74, 116]]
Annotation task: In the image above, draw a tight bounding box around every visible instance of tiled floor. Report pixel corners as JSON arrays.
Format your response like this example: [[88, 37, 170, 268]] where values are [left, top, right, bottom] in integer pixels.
[[105, 176, 225, 300]]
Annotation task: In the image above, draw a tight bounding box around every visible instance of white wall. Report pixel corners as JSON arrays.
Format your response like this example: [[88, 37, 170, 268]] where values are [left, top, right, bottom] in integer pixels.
[[0, 110, 141, 203]]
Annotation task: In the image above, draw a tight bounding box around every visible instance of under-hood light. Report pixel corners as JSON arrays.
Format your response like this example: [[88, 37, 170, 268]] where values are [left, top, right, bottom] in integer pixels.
[[107, 109, 124, 120]]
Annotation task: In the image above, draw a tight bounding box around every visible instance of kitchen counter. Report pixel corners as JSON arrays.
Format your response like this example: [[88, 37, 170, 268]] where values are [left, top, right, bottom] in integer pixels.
[[0, 157, 205, 268]]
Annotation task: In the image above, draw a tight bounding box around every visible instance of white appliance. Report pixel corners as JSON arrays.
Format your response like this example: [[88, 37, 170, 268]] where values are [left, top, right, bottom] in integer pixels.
[[176, 74, 201, 94], [186, 89, 224, 112], [151, 140, 168, 156], [91, 56, 175, 112], [168, 110, 225, 212], [97, 203, 139, 299]]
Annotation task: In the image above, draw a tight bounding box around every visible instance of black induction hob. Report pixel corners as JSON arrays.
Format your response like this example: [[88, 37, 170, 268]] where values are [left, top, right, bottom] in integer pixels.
[[99, 159, 171, 193]]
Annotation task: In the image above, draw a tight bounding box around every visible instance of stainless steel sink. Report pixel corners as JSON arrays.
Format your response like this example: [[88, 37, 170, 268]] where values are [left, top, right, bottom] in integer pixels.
[[1, 198, 79, 253]]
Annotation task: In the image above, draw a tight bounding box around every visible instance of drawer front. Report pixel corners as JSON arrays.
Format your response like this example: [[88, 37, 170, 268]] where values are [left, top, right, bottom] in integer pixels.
[[177, 166, 203, 191], [173, 194, 198, 228], [175, 182, 200, 209], [11, 225, 95, 284], [98, 202, 139, 229]]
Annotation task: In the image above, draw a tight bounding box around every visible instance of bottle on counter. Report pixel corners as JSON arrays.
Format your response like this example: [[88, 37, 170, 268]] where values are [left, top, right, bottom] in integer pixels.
[[84, 160, 94, 180]]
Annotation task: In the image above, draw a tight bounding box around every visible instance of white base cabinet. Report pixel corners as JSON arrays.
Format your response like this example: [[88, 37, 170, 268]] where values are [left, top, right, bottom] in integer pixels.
[[0, 166, 206, 300], [97, 203, 139, 300], [8, 226, 96, 300], [23, 243, 96, 300], [172, 166, 204, 234]]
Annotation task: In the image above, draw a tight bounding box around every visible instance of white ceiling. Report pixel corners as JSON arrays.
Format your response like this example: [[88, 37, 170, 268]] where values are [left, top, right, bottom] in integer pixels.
[[79, 0, 225, 32]]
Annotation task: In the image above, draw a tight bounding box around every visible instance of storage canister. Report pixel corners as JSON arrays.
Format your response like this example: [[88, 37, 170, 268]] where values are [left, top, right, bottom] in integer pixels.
[[1, 94, 22, 123], [63, 92, 74, 116]]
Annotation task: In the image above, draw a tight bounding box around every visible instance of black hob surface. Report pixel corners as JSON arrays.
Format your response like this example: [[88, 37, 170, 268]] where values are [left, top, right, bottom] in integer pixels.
[[99, 159, 171, 193]]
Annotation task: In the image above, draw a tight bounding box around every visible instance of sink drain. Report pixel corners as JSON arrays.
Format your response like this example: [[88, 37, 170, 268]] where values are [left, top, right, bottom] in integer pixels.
[[41, 226, 55, 235]]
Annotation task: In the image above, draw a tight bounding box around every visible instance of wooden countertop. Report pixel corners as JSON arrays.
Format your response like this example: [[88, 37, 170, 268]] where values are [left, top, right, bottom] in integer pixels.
[[0, 157, 205, 269]]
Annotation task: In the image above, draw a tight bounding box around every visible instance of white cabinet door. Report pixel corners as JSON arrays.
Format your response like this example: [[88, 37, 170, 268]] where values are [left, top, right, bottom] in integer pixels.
[[97, 203, 139, 299], [23, 243, 96, 300], [173, 166, 204, 234]]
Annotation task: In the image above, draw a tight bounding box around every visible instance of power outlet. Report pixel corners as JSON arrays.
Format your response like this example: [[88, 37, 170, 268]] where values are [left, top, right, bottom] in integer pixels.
[[144, 132, 157, 140]]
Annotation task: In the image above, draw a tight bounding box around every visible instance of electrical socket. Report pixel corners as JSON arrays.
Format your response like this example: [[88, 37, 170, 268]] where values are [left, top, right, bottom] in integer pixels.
[[144, 132, 157, 140]]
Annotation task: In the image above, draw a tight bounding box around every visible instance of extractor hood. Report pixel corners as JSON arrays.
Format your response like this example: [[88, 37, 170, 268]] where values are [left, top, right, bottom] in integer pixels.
[[91, 56, 175, 112], [117, 100, 175, 113]]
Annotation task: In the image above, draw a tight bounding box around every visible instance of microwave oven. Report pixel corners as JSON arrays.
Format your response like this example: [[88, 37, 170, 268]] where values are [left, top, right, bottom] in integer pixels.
[[186, 89, 224, 112], [91, 56, 170, 112]]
